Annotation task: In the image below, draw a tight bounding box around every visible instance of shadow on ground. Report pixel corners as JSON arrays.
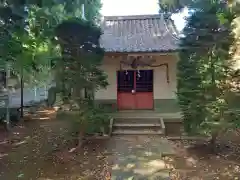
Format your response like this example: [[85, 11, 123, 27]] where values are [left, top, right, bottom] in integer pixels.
[[0, 119, 176, 180], [1, 118, 240, 180], [106, 136, 174, 180]]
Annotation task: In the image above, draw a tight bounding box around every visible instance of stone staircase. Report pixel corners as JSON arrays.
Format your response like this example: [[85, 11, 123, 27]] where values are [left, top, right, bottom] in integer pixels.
[[112, 117, 165, 135]]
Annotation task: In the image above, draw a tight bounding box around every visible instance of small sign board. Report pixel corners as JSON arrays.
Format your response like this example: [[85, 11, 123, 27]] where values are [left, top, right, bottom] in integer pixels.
[[0, 94, 8, 108]]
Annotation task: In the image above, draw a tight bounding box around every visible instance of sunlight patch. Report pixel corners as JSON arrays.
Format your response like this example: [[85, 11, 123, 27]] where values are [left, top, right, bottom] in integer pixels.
[[126, 163, 136, 169], [144, 151, 153, 156], [148, 159, 166, 169], [112, 164, 121, 170]]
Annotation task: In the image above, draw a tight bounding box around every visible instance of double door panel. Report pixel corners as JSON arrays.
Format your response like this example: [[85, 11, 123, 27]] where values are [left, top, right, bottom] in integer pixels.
[[117, 70, 153, 110]]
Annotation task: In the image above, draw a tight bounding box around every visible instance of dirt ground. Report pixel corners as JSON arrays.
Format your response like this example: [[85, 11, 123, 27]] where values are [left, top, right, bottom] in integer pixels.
[[168, 136, 240, 179], [0, 119, 112, 180], [0, 118, 240, 180]]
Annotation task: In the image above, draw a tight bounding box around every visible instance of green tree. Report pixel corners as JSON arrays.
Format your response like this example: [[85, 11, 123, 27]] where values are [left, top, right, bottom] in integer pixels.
[[63, 0, 102, 23], [0, 0, 108, 140], [0, 0, 102, 79], [54, 19, 108, 145], [159, 0, 191, 14], [0, 1, 61, 87], [0, 1, 65, 129], [177, 0, 240, 151], [158, 0, 240, 14], [47, 0, 108, 144]]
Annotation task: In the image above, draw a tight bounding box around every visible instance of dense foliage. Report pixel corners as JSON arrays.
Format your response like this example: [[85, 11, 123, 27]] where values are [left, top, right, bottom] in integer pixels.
[[48, 1, 109, 143], [158, 0, 192, 14], [0, 0, 104, 92], [159, 0, 240, 14], [54, 19, 109, 142], [177, 0, 240, 149], [0, 0, 109, 138], [0, 0, 102, 85]]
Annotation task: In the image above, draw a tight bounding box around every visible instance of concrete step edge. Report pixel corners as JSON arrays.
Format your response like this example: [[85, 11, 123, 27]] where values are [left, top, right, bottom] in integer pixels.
[[113, 123, 161, 127], [112, 130, 164, 135]]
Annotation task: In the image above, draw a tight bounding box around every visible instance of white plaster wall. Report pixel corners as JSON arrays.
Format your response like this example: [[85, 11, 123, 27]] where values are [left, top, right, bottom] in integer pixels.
[[95, 57, 118, 100], [153, 54, 177, 99], [95, 54, 178, 100]]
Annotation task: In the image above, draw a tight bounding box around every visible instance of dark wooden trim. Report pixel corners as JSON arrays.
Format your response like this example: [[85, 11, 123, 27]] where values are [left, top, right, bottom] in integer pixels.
[[104, 51, 179, 56]]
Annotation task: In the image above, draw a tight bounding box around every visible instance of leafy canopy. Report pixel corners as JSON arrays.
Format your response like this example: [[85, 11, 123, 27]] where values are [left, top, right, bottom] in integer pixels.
[[177, 0, 239, 138], [0, 0, 102, 86]]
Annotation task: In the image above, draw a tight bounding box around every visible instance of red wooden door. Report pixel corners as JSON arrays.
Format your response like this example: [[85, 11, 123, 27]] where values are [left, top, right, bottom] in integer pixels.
[[117, 92, 135, 109], [117, 70, 153, 110], [117, 70, 135, 110]]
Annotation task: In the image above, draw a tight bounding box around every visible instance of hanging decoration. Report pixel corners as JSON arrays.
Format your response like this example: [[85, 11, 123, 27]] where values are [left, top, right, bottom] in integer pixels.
[[137, 70, 141, 78], [149, 63, 170, 83], [119, 55, 170, 83]]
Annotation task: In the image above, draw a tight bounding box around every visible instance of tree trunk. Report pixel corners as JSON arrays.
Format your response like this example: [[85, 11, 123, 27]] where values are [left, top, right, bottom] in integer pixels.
[[78, 122, 86, 147], [210, 132, 218, 153], [78, 130, 85, 147], [20, 66, 24, 118]]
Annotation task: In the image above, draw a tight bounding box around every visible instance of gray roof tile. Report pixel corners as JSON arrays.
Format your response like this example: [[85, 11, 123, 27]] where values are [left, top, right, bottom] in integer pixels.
[[100, 14, 180, 52]]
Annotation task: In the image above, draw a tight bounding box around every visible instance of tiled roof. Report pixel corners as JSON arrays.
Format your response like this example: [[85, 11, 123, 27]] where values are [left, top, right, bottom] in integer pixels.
[[100, 14, 180, 53]]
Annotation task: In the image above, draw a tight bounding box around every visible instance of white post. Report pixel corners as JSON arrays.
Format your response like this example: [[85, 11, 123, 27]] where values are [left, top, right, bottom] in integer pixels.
[[81, 4, 86, 20], [5, 63, 10, 130], [44, 85, 47, 99], [34, 86, 37, 101]]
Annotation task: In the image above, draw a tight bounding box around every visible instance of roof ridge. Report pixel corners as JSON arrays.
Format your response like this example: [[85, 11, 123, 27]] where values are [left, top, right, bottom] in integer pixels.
[[104, 14, 164, 21], [164, 18, 180, 40], [100, 14, 179, 52]]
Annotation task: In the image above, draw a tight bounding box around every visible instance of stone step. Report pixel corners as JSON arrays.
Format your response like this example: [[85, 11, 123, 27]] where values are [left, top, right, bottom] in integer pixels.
[[114, 117, 160, 124], [111, 112, 182, 123], [113, 123, 161, 127], [113, 125, 162, 131], [112, 129, 164, 135], [112, 117, 165, 135], [112, 112, 181, 117]]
